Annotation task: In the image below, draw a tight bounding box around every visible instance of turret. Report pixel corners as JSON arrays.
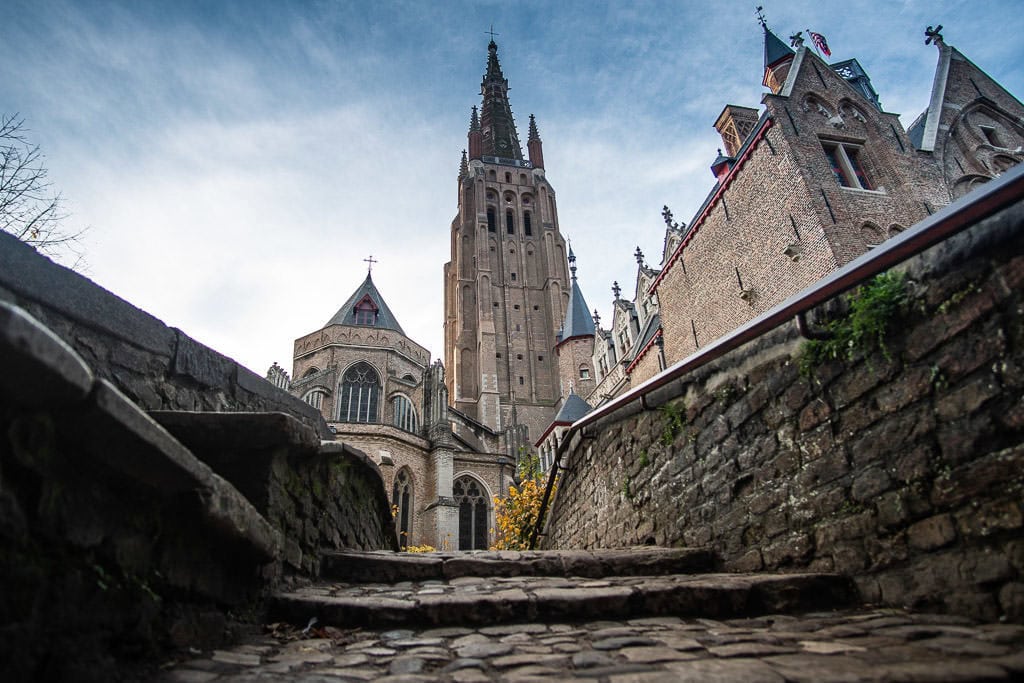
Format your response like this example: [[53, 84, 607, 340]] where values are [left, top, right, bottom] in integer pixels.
[[468, 106, 482, 160], [528, 114, 545, 169], [762, 24, 796, 94]]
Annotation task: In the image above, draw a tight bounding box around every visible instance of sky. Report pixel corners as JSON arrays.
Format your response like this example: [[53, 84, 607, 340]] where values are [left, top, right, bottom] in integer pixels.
[[4, 0, 1023, 377]]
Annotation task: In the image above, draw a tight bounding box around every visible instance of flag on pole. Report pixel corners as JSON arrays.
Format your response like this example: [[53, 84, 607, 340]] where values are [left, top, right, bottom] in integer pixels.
[[808, 30, 832, 57]]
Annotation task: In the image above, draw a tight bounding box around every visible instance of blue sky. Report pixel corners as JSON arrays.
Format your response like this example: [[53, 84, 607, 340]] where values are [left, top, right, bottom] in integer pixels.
[[4, 0, 1023, 376]]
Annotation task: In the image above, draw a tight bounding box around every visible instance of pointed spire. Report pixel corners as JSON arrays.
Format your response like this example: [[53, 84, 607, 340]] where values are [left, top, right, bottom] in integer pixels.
[[762, 20, 797, 93], [527, 113, 545, 169], [557, 249, 595, 344], [479, 40, 524, 160], [468, 106, 483, 159], [763, 23, 796, 70], [459, 149, 469, 179]]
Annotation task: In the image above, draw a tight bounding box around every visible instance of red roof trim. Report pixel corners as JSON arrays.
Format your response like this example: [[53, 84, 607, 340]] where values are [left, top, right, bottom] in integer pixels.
[[625, 328, 662, 375], [534, 420, 573, 447], [650, 117, 774, 294]]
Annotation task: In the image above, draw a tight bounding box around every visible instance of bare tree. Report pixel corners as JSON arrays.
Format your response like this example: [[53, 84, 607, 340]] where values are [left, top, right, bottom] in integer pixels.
[[1, 113, 86, 268]]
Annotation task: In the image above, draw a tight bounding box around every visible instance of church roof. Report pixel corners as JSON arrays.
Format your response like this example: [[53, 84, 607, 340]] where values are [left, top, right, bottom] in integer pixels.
[[479, 40, 524, 160], [324, 273, 406, 335], [763, 26, 795, 69]]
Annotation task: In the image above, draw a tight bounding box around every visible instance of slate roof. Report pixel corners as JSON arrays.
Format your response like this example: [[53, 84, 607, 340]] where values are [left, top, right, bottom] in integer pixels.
[[325, 273, 406, 335], [558, 275, 596, 343], [553, 391, 592, 425], [763, 26, 794, 69]]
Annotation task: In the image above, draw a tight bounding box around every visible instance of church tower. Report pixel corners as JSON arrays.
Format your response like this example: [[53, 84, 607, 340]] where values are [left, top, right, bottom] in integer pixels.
[[444, 39, 572, 446]]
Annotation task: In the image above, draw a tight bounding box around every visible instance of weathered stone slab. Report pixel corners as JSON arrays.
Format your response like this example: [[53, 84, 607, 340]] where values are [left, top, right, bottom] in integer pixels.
[[0, 301, 93, 407]]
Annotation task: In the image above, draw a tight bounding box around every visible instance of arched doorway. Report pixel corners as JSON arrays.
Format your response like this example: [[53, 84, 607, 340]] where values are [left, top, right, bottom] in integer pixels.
[[453, 475, 489, 550]]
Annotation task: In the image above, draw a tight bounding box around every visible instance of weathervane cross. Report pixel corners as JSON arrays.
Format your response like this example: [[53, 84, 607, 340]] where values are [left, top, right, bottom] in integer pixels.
[[364, 255, 378, 274], [486, 25, 499, 41]]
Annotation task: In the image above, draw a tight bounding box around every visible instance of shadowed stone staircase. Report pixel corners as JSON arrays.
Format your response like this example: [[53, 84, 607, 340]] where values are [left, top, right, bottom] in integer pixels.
[[270, 547, 858, 629]]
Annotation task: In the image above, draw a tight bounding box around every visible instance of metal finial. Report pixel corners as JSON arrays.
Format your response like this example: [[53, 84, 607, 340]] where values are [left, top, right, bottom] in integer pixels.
[[634, 246, 644, 266], [612, 281, 621, 300], [592, 309, 601, 327], [755, 6, 767, 29], [925, 25, 944, 47], [486, 25, 499, 43], [789, 31, 804, 48], [363, 255, 378, 274]]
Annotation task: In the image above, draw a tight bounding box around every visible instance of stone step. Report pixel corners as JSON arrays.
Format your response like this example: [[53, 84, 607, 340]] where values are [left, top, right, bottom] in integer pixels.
[[320, 547, 717, 583], [271, 571, 856, 629]]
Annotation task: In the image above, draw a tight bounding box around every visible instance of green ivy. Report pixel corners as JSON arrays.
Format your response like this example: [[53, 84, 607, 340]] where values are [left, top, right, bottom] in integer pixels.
[[800, 271, 907, 377]]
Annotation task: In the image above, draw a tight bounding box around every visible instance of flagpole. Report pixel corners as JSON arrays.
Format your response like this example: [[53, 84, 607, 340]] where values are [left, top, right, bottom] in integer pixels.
[[806, 28, 821, 57]]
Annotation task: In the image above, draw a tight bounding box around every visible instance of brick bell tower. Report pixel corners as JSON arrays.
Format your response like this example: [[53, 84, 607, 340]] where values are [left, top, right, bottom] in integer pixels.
[[444, 39, 572, 447]]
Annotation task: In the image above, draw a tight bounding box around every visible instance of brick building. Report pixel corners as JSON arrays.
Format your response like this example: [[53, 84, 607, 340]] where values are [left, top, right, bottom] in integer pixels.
[[582, 24, 1023, 403], [444, 40, 577, 450]]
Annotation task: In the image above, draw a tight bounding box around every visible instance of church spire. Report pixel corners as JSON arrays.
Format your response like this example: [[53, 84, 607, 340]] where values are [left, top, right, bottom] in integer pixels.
[[459, 149, 469, 180], [528, 114, 545, 169], [468, 106, 482, 160], [480, 40, 523, 160]]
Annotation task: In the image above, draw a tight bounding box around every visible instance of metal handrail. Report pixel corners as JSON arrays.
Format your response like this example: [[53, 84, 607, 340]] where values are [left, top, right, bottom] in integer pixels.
[[529, 164, 1024, 550]]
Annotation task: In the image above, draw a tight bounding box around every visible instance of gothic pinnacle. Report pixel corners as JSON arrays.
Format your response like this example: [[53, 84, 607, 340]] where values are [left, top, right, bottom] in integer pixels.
[[459, 150, 469, 179], [470, 106, 480, 132], [529, 114, 540, 141]]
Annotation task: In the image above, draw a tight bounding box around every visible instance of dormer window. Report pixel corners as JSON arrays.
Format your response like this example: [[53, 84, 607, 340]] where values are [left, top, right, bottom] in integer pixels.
[[353, 295, 379, 326]]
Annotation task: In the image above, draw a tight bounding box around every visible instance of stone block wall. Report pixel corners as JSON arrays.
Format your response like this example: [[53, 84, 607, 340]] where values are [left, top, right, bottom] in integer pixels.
[[0, 232, 329, 437], [543, 200, 1024, 621]]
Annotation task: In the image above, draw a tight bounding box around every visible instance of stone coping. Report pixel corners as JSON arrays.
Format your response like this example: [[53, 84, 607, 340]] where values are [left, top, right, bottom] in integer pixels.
[[321, 547, 717, 582], [0, 299, 280, 562]]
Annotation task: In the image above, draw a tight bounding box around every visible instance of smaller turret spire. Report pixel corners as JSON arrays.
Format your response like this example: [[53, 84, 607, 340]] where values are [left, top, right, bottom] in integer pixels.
[[459, 150, 469, 179], [470, 106, 480, 132], [527, 113, 545, 168]]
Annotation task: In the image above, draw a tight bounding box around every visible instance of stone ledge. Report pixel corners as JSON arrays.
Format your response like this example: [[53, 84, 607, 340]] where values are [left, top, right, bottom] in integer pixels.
[[271, 571, 855, 628], [0, 300, 93, 407], [320, 547, 717, 583]]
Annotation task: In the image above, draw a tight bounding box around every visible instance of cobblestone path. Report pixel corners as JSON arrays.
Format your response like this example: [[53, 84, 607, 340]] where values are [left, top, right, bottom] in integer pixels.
[[160, 550, 1024, 682]]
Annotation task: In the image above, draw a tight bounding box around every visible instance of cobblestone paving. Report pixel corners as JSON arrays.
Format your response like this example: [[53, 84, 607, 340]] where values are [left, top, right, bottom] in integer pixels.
[[271, 573, 852, 628], [161, 608, 1024, 682]]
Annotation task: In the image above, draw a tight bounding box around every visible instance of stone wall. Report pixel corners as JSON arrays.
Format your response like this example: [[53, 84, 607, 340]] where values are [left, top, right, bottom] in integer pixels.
[[543, 199, 1024, 621], [0, 232, 329, 437]]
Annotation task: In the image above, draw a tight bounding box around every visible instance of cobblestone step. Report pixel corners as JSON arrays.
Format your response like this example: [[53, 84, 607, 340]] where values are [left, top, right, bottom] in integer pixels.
[[162, 608, 1024, 682], [320, 547, 717, 583], [272, 571, 856, 630]]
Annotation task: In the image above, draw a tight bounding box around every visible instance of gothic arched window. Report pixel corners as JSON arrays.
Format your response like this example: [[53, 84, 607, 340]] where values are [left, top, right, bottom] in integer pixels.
[[487, 206, 496, 232], [338, 362, 380, 423], [392, 395, 417, 433], [302, 388, 326, 410], [506, 210, 515, 235], [392, 468, 413, 549], [453, 475, 489, 550], [523, 211, 532, 236]]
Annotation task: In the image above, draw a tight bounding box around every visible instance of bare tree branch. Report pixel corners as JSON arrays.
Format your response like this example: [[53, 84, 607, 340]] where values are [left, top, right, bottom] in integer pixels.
[[0, 113, 87, 269]]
